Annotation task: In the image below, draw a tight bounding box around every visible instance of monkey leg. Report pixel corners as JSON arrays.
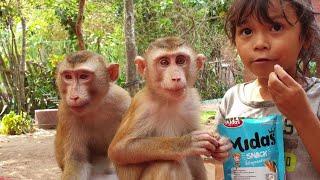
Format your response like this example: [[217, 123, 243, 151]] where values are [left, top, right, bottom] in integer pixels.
[[62, 161, 91, 180], [91, 156, 114, 175], [186, 156, 208, 180], [140, 160, 193, 180]]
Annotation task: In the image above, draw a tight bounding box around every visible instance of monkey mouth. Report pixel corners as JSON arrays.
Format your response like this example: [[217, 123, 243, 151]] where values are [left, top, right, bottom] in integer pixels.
[[165, 87, 186, 95], [69, 103, 89, 112]]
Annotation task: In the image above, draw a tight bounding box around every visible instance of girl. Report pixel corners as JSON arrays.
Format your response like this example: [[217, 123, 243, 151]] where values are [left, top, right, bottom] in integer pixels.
[[217, 0, 320, 179]]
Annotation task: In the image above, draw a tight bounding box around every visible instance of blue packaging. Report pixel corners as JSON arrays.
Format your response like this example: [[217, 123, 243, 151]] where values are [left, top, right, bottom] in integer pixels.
[[218, 115, 285, 180]]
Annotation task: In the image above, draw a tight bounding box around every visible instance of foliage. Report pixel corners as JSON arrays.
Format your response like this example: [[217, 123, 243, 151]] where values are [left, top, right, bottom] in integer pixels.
[[0, 0, 240, 121], [25, 59, 59, 117], [196, 60, 229, 100], [53, 0, 78, 40], [200, 110, 216, 124], [132, 0, 237, 99], [0, 111, 33, 135], [0, 0, 28, 114]]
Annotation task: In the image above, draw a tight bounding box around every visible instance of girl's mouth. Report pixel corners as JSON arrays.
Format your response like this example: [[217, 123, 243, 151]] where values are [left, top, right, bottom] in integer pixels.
[[253, 58, 273, 62]]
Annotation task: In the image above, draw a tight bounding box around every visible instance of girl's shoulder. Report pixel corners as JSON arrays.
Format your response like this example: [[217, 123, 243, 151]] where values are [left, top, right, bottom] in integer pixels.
[[222, 83, 242, 99], [223, 82, 252, 99]]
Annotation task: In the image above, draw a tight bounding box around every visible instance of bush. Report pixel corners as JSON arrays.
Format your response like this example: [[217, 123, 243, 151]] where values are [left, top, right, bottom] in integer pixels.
[[0, 111, 34, 135]]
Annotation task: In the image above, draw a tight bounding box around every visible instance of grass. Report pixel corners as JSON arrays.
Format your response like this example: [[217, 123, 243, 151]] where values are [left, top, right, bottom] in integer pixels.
[[200, 110, 216, 124]]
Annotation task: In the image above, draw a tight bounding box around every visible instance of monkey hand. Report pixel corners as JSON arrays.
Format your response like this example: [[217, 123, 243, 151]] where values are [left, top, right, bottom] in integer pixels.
[[183, 130, 219, 158], [211, 135, 232, 162]]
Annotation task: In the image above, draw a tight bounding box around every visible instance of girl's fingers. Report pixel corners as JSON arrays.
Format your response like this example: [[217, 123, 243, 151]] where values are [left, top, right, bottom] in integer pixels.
[[268, 71, 288, 94], [274, 64, 300, 88], [268, 88, 282, 99]]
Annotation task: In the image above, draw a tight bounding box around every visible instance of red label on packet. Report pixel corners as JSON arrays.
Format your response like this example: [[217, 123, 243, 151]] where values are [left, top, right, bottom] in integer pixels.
[[223, 117, 243, 128]]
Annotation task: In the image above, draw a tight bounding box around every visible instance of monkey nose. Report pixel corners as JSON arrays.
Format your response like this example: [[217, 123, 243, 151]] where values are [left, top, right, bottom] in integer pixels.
[[172, 77, 181, 82], [70, 96, 79, 101]]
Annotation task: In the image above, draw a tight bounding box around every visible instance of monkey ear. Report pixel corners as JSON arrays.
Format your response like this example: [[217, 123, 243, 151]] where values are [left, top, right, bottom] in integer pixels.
[[107, 63, 119, 82], [196, 54, 206, 70], [135, 56, 147, 77]]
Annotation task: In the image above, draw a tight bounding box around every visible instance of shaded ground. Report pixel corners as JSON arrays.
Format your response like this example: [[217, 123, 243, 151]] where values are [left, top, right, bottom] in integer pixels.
[[0, 129, 60, 179], [0, 103, 221, 180]]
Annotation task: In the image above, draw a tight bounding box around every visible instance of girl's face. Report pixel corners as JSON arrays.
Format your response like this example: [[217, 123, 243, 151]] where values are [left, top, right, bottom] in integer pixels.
[[235, 0, 303, 79]]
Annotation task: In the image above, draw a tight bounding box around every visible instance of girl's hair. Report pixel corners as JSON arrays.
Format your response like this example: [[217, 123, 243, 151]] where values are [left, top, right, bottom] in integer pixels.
[[225, 0, 320, 76]]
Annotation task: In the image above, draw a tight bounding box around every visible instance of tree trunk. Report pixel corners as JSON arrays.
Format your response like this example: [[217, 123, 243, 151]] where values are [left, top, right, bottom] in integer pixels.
[[20, 16, 27, 111], [124, 0, 139, 96], [0, 44, 14, 102], [9, 18, 23, 112], [0, 54, 10, 105], [0, 0, 27, 114], [75, 0, 86, 50]]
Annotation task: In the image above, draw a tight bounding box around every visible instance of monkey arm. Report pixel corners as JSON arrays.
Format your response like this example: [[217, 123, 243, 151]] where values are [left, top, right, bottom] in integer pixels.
[[109, 135, 192, 166]]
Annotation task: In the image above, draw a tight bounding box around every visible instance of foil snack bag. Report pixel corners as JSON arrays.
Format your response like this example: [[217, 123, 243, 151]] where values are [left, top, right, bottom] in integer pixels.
[[218, 115, 285, 180]]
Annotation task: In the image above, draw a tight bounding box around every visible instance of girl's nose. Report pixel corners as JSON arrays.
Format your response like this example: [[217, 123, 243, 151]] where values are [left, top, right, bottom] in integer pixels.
[[253, 32, 270, 51]]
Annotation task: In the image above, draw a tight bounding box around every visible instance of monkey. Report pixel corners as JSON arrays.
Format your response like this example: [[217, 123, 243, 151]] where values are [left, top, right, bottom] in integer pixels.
[[108, 37, 219, 180], [54, 50, 131, 180]]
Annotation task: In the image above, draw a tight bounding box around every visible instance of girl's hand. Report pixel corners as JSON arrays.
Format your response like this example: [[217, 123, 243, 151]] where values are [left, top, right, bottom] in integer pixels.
[[212, 135, 232, 161], [268, 64, 313, 123]]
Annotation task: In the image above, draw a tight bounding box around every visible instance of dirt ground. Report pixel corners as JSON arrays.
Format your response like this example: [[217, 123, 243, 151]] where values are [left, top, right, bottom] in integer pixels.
[[0, 129, 60, 179], [0, 103, 222, 180]]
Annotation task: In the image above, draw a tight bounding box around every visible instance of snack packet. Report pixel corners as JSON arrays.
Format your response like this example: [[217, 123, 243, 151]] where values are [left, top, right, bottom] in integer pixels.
[[218, 114, 285, 180]]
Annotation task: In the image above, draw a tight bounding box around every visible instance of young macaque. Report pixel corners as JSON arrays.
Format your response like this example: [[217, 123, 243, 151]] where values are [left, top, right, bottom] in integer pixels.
[[108, 37, 219, 180], [55, 50, 131, 180]]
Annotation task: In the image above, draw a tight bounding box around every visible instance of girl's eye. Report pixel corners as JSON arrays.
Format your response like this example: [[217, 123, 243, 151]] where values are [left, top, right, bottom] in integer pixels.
[[241, 28, 252, 36], [176, 55, 186, 65], [159, 58, 169, 66], [271, 23, 283, 32]]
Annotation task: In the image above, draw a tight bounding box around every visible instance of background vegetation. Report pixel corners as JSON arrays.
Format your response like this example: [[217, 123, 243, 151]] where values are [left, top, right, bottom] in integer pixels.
[[0, 0, 242, 128]]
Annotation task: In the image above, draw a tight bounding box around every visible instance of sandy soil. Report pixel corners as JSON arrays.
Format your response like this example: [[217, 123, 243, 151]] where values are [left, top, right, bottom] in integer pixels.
[[0, 129, 60, 179], [0, 103, 222, 180]]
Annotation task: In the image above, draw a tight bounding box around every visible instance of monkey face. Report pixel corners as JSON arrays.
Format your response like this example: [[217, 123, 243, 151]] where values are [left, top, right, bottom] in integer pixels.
[[60, 69, 94, 114], [134, 37, 206, 102], [149, 48, 192, 101], [57, 53, 111, 116]]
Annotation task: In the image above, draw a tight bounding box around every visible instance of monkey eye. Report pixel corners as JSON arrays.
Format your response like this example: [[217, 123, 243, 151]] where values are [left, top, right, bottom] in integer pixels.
[[159, 58, 170, 66], [79, 74, 90, 80], [176, 55, 186, 65], [64, 74, 73, 80]]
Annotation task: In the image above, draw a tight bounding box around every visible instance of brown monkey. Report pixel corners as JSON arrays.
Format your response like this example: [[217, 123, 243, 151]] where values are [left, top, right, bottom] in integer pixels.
[[108, 37, 219, 180], [55, 50, 131, 180]]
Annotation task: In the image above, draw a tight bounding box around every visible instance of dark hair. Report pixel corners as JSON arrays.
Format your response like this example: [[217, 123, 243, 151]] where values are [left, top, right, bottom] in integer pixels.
[[225, 0, 320, 76]]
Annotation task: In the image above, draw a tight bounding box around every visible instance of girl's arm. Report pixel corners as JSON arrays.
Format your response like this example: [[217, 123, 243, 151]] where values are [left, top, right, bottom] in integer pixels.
[[268, 65, 320, 173]]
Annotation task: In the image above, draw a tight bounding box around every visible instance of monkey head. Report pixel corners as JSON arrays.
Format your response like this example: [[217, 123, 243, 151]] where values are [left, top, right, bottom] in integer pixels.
[[56, 50, 119, 115], [135, 37, 206, 101]]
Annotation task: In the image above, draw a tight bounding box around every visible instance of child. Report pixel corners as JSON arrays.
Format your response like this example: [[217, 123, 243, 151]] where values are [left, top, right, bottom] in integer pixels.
[[216, 0, 320, 179]]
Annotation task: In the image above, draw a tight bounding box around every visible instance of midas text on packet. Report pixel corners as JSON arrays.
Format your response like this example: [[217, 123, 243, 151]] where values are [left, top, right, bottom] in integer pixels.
[[218, 115, 285, 180]]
